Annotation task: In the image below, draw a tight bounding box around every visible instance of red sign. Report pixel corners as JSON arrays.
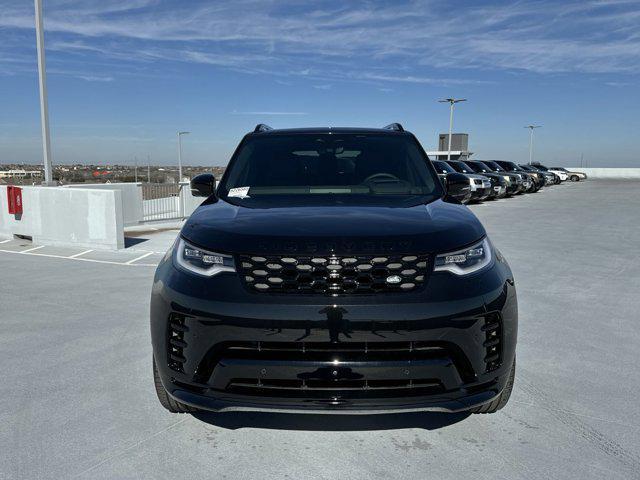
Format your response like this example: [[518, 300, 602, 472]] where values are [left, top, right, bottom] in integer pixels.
[[7, 186, 23, 215]]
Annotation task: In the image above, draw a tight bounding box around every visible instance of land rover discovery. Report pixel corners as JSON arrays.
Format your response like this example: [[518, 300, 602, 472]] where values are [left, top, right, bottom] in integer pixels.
[[150, 124, 518, 415]]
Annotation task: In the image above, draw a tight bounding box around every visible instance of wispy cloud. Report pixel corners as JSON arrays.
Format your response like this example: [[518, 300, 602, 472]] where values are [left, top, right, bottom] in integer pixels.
[[231, 110, 308, 116], [604, 81, 635, 87], [77, 75, 114, 82], [358, 73, 495, 86], [1, 0, 639, 85]]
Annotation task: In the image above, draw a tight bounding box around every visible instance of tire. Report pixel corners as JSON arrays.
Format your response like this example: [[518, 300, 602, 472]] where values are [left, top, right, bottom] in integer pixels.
[[570, 175, 580, 182], [472, 358, 515, 414], [153, 357, 200, 413]]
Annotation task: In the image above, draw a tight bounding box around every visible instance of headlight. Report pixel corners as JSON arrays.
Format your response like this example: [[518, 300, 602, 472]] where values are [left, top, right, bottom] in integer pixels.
[[434, 238, 493, 275], [175, 237, 235, 277]]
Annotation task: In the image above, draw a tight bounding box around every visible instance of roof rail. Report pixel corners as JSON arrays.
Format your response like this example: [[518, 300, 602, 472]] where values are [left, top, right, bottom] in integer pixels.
[[254, 124, 273, 133], [383, 123, 404, 132]]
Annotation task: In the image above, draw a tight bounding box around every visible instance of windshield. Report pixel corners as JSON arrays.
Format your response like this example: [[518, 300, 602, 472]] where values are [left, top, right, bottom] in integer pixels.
[[482, 161, 505, 172], [219, 133, 442, 206], [469, 161, 492, 173], [496, 161, 517, 171], [432, 160, 456, 174], [450, 161, 475, 174]]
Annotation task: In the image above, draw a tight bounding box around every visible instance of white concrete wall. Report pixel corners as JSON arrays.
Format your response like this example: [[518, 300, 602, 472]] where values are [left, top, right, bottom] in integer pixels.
[[64, 183, 143, 226], [0, 186, 124, 249], [570, 168, 640, 179]]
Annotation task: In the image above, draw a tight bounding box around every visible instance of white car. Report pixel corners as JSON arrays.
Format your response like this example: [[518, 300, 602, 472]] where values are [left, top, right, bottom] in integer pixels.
[[550, 167, 587, 182], [548, 169, 568, 181], [532, 163, 568, 182]]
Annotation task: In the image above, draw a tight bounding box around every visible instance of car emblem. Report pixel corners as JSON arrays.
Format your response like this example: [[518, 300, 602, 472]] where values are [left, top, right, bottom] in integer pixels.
[[386, 275, 402, 284]]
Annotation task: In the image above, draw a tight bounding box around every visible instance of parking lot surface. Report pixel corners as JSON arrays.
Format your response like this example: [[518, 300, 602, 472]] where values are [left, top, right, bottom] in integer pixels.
[[1, 180, 639, 480]]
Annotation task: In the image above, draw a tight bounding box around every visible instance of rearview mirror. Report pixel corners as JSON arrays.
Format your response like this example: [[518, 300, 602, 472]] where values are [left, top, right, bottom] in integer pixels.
[[444, 173, 471, 204], [190, 173, 216, 198]]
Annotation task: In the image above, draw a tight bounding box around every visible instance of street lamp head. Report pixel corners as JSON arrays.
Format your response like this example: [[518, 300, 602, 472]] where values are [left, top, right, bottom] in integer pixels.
[[438, 98, 467, 104], [524, 125, 542, 129], [178, 131, 190, 136]]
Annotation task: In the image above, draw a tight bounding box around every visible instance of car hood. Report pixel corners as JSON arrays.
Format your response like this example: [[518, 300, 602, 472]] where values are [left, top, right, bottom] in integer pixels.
[[181, 198, 485, 255]]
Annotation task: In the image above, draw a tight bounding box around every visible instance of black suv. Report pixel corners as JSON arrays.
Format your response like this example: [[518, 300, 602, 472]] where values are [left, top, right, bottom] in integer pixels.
[[151, 124, 518, 415]]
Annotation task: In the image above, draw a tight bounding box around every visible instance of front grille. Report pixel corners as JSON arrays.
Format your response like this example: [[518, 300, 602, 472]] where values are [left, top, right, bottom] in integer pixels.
[[219, 342, 450, 397], [482, 313, 502, 372], [226, 378, 444, 398], [167, 313, 188, 372], [237, 254, 429, 295], [193, 340, 476, 386]]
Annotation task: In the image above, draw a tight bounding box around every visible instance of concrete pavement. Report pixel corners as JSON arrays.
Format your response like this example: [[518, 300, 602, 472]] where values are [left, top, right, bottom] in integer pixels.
[[1, 180, 639, 479]]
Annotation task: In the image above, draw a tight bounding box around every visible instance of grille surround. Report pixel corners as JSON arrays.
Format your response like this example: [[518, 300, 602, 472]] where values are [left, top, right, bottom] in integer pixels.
[[237, 253, 430, 295]]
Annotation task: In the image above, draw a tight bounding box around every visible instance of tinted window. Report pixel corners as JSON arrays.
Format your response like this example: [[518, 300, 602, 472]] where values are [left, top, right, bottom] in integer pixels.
[[466, 161, 488, 173], [496, 161, 518, 171], [447, 161, 474, 174], [432, 161, 456, 174], [220, 133, 441, 206], [480, 161, 505, 172]]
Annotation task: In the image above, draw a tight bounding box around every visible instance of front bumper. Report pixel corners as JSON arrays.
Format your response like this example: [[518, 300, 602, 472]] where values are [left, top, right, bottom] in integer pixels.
[[470, 186, 492, 201], [151, 249, 517, 413], [505, 183, 519, 195], [490, 185, 507, 198]]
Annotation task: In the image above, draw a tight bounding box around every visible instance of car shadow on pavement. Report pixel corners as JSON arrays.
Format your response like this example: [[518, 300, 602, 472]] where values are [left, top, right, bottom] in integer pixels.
[[124, 237, 149, 248], [192, 411, 470, 431]]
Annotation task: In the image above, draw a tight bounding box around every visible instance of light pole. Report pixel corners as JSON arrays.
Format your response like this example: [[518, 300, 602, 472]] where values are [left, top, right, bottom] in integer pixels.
[[34, 0, 54, 185], [438, 98, 466, 161], [177, 131, 190, 182], [525, 125, 542, 164]]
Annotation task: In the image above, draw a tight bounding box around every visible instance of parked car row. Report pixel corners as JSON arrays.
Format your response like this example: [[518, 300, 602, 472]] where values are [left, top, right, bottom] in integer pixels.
[[432, 159, 585, 204]]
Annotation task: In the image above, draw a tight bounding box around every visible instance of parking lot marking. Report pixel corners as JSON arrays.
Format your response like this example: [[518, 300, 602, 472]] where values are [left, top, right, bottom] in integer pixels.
[[0, 239, 11, 244], [69, 249, 93, 258], [125, 251, 155, 264], [20, 245, 46, 253], [0, 248, 156, 267]]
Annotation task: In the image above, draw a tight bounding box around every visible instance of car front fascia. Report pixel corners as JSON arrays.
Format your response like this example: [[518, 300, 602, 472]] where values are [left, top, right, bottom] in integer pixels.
[[151, 239, 517, 414]]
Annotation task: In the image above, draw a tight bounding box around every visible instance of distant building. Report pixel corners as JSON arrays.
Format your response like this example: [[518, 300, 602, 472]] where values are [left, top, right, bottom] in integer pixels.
[[438, 133, 469, 151], [426, 133, 473, 160], [0, 169, 43, 179]]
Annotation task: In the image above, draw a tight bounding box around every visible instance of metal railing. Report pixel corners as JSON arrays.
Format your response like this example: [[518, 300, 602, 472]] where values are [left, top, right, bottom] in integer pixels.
[[140, 183, 184, 221]]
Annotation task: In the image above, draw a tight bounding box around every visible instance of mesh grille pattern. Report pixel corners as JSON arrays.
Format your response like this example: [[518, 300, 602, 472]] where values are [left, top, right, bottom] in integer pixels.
[[237, 254, 429, 295]]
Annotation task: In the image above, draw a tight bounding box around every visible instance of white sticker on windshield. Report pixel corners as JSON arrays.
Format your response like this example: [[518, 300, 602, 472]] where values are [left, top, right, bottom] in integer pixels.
[[228, 186, 251, 198]]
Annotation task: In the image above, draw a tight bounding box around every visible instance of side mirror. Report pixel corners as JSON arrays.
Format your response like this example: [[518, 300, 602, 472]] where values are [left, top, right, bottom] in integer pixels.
[[190, 173, 216, 198], [444, 173, 471, 203]]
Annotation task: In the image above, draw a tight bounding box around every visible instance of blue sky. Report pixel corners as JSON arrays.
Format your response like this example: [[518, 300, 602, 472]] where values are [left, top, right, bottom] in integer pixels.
[[0, 0, 639, 167]]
